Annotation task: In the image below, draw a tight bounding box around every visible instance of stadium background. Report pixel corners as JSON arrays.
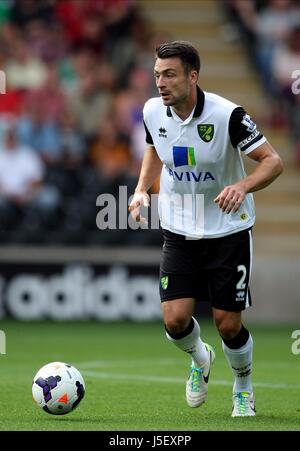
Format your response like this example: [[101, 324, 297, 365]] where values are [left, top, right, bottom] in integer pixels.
[[0, 0, 300, 433], [0, 0, 299, 323]]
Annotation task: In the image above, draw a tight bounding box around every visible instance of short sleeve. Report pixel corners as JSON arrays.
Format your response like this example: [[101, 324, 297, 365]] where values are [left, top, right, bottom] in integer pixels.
[[143, 120, 154, 145], [229, 107, 266, 154]]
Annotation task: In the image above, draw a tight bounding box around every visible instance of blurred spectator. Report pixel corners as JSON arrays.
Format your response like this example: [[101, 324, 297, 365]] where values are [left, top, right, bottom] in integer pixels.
[[105, 0, 138, 42], [10, 0, 54, 29], [23, 63, 66, 122], [106, 9, 171, 93], [220, 0, 258, 61], [273, 25, 300, 94], [5, 39, 47, 90], [66, 66, 112, 140], [59, 110, 86, 169], [221, 0, 300, 131], [58, 47, 96, 95], [0, 125, 60, 230], [70, 47, 98, 79], [54, 0, 87, 45], [17, 65, 65, 165], [255, 0, 300, 95], [89, 113, 131, 183], [17, 116, 61, 165], [74, 12, 106, 56], [273, 25, 300, 164], [0, 0, 12, 26], [0, 125, 44, 202], [0, 79, 24, 118], [0, 20, 23, 52], [54, 0, 106, 48], [26, 19, 68, 63], [113, 67, 151, 140], [221, 0, 300, 95], [105, 2, 145, 87]]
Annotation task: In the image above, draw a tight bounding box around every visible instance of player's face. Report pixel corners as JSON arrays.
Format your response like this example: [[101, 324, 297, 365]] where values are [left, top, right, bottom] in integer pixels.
[[154, 57, 196, 107]]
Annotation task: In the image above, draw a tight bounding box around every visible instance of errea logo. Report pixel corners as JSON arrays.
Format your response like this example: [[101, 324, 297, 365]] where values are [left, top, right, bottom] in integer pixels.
[[236, 290, 245, 301], [159, 127, 167, 138]]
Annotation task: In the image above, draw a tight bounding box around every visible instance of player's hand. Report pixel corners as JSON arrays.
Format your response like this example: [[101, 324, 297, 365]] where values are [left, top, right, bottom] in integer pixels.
[[214, 183, 247, 214], [128, 191, 150, 225]]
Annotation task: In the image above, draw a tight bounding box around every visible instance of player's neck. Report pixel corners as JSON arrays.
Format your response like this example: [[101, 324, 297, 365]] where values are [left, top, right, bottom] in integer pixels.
[[172, 88, 197, 121]]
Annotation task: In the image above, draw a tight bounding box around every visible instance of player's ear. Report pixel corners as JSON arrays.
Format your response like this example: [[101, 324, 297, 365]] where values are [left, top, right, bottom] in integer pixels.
[[190, 70, 198, 84]]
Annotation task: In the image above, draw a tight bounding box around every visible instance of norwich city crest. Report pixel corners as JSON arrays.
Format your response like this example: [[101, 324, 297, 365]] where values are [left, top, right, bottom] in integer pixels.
[[197, 124, 214, 142], [161, 276, 169, 290]]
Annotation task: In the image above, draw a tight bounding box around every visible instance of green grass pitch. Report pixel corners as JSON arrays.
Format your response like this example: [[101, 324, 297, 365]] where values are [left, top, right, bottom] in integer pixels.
[[0, 320, 299, 431]]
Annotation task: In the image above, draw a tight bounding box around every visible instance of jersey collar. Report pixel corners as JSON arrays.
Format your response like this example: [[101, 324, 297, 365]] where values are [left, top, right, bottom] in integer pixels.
[[166, 86, 205, 118]]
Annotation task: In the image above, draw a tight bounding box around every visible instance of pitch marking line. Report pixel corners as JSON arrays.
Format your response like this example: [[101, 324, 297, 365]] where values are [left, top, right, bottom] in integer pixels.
[[83, 370, 300, 390], [77, 359, 298, 370], [77, 358, 181, 368]]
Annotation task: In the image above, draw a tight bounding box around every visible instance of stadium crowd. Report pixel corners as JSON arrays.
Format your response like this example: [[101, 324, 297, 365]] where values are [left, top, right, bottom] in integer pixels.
[[0, 0, 166, 245], [222, 0, 300, 163], [0, 0, 299, 245]]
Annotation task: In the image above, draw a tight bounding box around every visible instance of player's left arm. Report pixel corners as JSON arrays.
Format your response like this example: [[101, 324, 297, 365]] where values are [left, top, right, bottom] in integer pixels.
[[214, 141, 283, 213], [214, 106, 284, 213]]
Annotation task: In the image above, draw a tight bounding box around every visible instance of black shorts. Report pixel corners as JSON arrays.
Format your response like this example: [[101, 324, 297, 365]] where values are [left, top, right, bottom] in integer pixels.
[[159, 228, 253, 312]]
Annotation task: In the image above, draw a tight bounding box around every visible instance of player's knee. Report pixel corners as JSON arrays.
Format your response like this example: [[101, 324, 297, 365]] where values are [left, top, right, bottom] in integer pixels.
[[164, 316, 190, 335], [217, 321, 240, 340]]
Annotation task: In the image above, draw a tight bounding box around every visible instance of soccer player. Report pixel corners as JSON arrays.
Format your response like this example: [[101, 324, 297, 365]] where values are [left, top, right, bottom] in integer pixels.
[[129, 41, 283, 417]]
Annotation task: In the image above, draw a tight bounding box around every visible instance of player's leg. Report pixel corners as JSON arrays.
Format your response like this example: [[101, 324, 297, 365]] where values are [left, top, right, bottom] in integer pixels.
[[159, 229, 214, 407], [208, 228, 255, 416], [162, 298, 209, 367], [212, 308, 255, 416], [162, 298, 215, 407]]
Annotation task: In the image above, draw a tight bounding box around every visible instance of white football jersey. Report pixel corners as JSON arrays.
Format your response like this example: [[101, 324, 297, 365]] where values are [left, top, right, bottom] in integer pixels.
[[143, 87, 266, 238]]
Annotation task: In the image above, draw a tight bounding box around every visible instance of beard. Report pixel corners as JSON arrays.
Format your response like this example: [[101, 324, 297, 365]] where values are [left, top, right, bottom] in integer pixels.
[[160, 89, 189, 107]]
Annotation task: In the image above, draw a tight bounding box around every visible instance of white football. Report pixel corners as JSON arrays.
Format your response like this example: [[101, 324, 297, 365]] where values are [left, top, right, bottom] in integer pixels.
[[32, 361, 85, 415]]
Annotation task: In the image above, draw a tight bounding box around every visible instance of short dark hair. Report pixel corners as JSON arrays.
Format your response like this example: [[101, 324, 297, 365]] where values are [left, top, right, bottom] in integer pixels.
[[155, 41, 200, 75]]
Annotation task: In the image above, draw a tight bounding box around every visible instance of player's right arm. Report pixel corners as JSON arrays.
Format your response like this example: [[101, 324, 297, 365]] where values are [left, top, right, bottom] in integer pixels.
[[129, 145, 162, 223]]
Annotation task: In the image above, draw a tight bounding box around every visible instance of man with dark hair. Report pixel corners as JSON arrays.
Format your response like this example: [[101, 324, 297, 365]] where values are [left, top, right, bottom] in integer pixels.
[[156, 41, 201, 74], [129, 40, 283, 417]]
